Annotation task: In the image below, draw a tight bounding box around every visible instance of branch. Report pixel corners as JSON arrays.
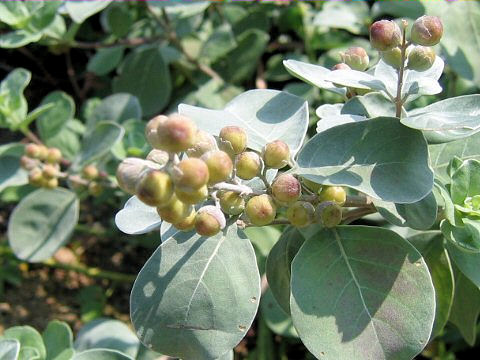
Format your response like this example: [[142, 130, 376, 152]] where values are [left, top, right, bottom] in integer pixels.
[[395, 20, 408, 118], [72, 36, 163, 49], [342, 207, 377, 225]]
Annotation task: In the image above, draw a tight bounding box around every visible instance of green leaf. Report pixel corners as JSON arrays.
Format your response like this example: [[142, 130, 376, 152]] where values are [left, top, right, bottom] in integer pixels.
[[371, 1, 425, 18], [111, 119, 149, 159], [433, 180, 457, 226], [260, 288, 298, 338], [402, 95, 480, 144], [295, 117, 433, 203], [200, 23, 237, 63], [342, 93, 397, 119], [449, 269, 480, 346], [103, 4, 133, 38], [179, 89, 308, 156], [73, 121, 124, 169], [74, 318, 139, 359], [72, 349, 132, 360], [76, 285, 106, 323], [374, 191, 438, 230], [0, 68, 31, 129], [324, 69, 388, 93], [429, 132, 480, 183], [22, 103, 55, 129], [130, 225, 260, 359], [313, 0, 369, 34], [87, 46, 125, 76], [0, 339, 20, 360], [0, 143, 28, 192], [7, 188, 79, 262], [86, 94, 141, 129], [316, 114, 367, 134], [42, 321, 74, 360], [450, 159, 480, 206], [0, 2, 28, 26], [244, 226, 281, 275], [290, 226, 435, 359], [408, 232, 454, 339], [43, 120, 82, 161], [65, 0, 113, 24], [265, 227, 305, 314], [0, 30, 42, 48], [115, 196, 161, 235], [2, 326, 46, 360], [37, 91, 75, 141], [113, 46, 171, 116]]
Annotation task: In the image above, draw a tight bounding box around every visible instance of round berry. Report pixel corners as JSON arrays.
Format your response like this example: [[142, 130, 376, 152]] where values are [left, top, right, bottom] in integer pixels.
[[45, 148, 62, 164], [219, 126, 247, 155], [146, 149, 169, 165], [381, 47, 403, 69], [236, 152, 262, 180], [186, 130, 217, 158], [287, 201, 315, 228], [145, 115, 168, 149], [245, 194, 277, 226], [316, 201, 342, 228], [20, 155, 37, 170], [172, 158, 209, 191], [201, 150, 233, 185], [136, 170, 174, 207], [342, 47, 369, 71], [157, 195, 192, 224], [175, 185, 208, 205], [318, 186, 346, 206], [25, 143, 41, 158], [219, 191, 245, 215], [88, 182, 103, 197], [407, 46, 436, 72], [174, 208, 196, 231], [370, 20, 402, 51], [195, 205, 226, 237], [411, 15, 443, 46], [271, 174, 301, 206], [42, 164, 58, 179], [263, 140, 290, 169], [116, 158, 153, 195], [82, 165, 99, 181], [154, 114, 197, 153], [28, 168, 43, 186]]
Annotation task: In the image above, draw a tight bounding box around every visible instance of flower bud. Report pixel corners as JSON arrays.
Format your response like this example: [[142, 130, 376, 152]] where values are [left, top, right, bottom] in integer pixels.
[[411, 15, 443, 46], [262, 140, 290, 169], [186, 130, 217, 158], [172, 158, 209, 191], [201, 150, 233, 185], [25, 143, 41, 158], [271, 174, 301, 206], [157, 195, 193, 224], [82, 165, 99, 181], [245, 194, 277, 226], [380, 47, 403, 69], [88, 182, 103, 197], [219, 191, 245, 215], [287, 201, 315, 228], [331, 63, 351, 71], [146, 149, 169, 165], [318, 186, 346, 206], [407, 46, 436, 72], [236, 152, 262, 180], [316, 201, 342, 228], [174, 208, 196, 231], [195, 205, 226, 237], [145, 115, 168, 149], [116, 158, 157, 194], [154, 114, 197, 153], [219, 126, 247, 155], [42, 164, 58, 179], [175, 185, 208, 205], [369, 20, 402, 51], [136, 170, 174, 207], [341, 47, 369, 71], [45, 148, 62, 164], [20, 155, 37, 170]]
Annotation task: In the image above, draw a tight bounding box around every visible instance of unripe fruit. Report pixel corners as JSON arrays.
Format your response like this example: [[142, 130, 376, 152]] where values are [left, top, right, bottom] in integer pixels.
[[172, 158, 209, 191], [381, 47, 403, 69], [46, 148, 62, 164], [25, 143, 41, 158], [175, 185, 208, 205], [20, 155, 37, 170], [411, 15, 443, 46], [287, 201, 315, 228], [316, 201, 342, 228], [28, 168, 43, 186], [116, 158, 157, 194], [88, 182, 103, 197], [146, 149, 169, 165], [42, 164, 58, 179], [263, 140, 290, 169], [331, 63, 351, 71], [136, 170, 174, 207], [369, 20, 402, 51], [82, 165, 99, 180], [219, 126, 247, 155], [157, 195, 193, 224], [407, 46, 436, 72], [201, 150, 233, 184], [186, 130, 217, 158], [318, 186, 346, 206], [174, 208, 196, 231], [341, 47, 369, 71], [154, 114, 197, 153], [195, 205, 226, 237], [271, 174, 301, 206], [219, 191, 245, 215], [44, 177, 58, 189], [245, 194, 277, 226], [236, 152, 262, 180], [37, 145, 49, 161], [145, 115, 168, 149]]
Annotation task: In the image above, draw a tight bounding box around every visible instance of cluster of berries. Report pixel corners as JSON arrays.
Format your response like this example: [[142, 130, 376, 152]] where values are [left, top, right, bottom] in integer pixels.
[[20, 144, 62, 189], [116, 114, 347, 237]]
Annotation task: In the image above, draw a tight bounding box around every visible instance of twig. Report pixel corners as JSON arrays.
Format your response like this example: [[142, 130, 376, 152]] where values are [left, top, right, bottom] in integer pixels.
[[344, 195, 373, 208], [65, 50, 82, 101], [72, 36, 163, 49], [395, 20, 408, 118], [342, 207, 377, 225]]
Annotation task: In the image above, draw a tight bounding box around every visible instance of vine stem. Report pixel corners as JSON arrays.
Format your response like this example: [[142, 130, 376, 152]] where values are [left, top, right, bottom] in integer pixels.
[[395, 20, 409, 119]]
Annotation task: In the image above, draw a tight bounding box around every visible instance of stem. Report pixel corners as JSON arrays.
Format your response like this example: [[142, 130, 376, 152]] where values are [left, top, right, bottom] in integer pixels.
[[395, 20, 409, 119], [259, 167, 270, 190], [344, 195, 374, 208], [342, 207, 377, 225]]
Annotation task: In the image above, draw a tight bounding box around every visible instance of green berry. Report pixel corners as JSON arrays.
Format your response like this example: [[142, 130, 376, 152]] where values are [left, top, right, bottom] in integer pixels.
[[318, 186, 346, 206], [219, 191, 245, 215], [88, 182, 103, 197], [195, 205, 226, 237], [271, 174, 301, 206], [407, 46, 436, 72], [316, 201, 342, 228], [28, 168, 43, 186], [201, 150, 233, 185], [136, 170, 174, 207], [174, 208, 196, 231], [381, 47, 403, 69], [146, 149, 169, 165], [263, 140, 290, 169], [236, 152, 262, 180], [157, 195, 192, 224], [287, 201, 315, 228], [172, 158, 209, 191], [20, 155, 37, 170], [341, 47, 369, 71], [44, 177, 58, 189], [82, 165, 99, 181], [154, 114, 197, 153], [42, 164, 58, 179], [37, 145, 49, 161], [219, 126, 247, 155], [411, 15, 443, 46], [175, 185, 208, 205], [145, 115, 168, 149], [116, 158, 154, 195], [25, 143, 41, 158], [245, 194, 277, 226], [45, 148, 62, 164], [186, 130, 217, 158], [369, 20, 402, 51]]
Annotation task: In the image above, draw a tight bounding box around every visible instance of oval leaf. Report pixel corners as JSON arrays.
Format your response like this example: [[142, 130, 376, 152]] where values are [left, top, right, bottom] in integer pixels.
[[2, 326, 46, 360], [7, 188, 79, 262], [73, 349, 132, 360], [130, 225, 260, 359], [0, 339, 20, 360], [290, 226, 435, 359], [115, 196, 161, 235], [295, 117, 433, 203], [42, 321, 74, 360], [87, 93, 142, 129]]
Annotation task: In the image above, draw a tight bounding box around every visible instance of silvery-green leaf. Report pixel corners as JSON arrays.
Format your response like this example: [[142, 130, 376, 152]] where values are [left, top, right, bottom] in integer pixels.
[[72, 349, 132, 360], [0, 68, 30, 129], [115, 197, 161, 235], [159, 221, 180, 243], [42, 320, 74, 360], [342, 92, 397, 118], [450, 159, 480, 206], [260, 288, 298, 338], [65, 0, 113, 23], [0, 143, 27, 192], [316, 114, 367, 133], [313, 0, 369, 34], [290, 226, 435, 360], [402, 95, 480, 143], [179, 89, 308, 156], [130, 225, 260, 359], [283, 59, 346, 96], [433, 180, 457, 226], [295, 117, 433, 203], [37, 91, 75, 141], [2, 326, 46, 360], [0, 30, 42, 48], [403, 56, 444, 99], [324, 69, 388, 93], [0, 339, 20, 360], [316, 103, 342, 119], [87, 93, 141, 129]]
